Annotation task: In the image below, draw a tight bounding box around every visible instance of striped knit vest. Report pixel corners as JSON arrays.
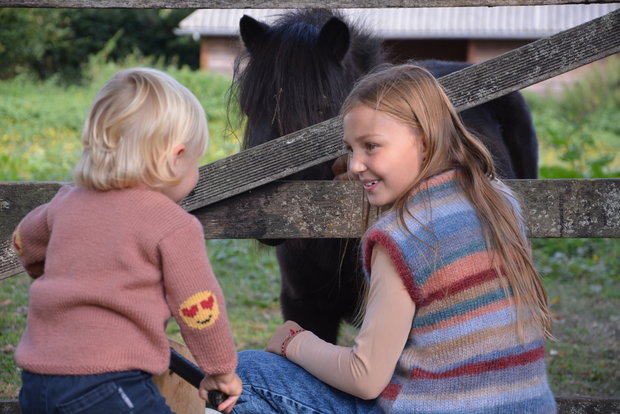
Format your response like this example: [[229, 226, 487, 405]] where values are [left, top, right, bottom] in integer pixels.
[[362, 170, 556, 414]]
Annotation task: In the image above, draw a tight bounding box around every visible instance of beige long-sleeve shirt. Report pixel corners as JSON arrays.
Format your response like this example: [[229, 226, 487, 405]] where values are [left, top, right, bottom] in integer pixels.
[[285, 246, 416, 399]]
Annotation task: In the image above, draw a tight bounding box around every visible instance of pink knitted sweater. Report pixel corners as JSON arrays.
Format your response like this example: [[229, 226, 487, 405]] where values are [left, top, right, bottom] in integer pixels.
[[12, 186, 237, 376]]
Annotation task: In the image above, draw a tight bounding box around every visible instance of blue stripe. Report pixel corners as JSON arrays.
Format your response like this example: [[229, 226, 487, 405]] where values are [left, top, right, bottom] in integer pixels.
[[413, 306, 517, 347], [414, 287, 508, 329], [405, 354, 547, 394], [410, 180, 456, 204], [407, 338, 545, 375], [390, 383, 555, 413], [386, 209, 486, 285]]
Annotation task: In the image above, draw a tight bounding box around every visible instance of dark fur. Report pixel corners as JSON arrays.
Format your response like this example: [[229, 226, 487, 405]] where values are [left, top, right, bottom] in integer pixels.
[[233, 9, 538, 343]]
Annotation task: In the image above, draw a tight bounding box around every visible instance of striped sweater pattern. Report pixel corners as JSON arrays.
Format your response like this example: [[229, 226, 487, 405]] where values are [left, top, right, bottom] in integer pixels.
[[362, 170, 556, 413]]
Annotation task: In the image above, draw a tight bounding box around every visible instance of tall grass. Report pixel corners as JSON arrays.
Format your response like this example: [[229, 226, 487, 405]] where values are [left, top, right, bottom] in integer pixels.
[[0, 53, 242, 182], [0, 56, 618, 398]]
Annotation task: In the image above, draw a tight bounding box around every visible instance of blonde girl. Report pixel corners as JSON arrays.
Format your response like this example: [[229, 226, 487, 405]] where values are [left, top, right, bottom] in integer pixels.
[[13, 68, 241, 414], [232, 64, 556, 414]]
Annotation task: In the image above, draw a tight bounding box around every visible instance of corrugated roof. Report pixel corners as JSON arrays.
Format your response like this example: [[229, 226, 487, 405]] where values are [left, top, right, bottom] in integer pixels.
[[175, 5, 618, 40]]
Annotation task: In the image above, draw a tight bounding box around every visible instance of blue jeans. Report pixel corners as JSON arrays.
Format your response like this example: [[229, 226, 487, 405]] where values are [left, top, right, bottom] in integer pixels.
[[233, 350, 382, 414], [19, 370, 174, 414]]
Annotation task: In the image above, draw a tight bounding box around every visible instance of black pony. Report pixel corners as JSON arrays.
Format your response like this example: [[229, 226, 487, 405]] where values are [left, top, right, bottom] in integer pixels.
[[233, 9, 538, 343]]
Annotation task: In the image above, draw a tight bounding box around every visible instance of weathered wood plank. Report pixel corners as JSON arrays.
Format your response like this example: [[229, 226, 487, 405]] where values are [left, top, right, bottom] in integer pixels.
[[2, 179, 619, 279], [0, 400, 20, 414], [195, 179, 620, 239], [0, 182, 66, 281], [555, 396, 620, 413], [0, 0, 616, 9], [179, 8, 620, 212]]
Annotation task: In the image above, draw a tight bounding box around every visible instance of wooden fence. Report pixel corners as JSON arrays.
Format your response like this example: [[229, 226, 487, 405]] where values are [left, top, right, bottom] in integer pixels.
[[0, 1, 619, 413]]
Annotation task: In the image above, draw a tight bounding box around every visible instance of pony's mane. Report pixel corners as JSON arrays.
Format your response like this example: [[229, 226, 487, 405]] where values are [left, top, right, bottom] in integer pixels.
[[232, 9, 384, 151]]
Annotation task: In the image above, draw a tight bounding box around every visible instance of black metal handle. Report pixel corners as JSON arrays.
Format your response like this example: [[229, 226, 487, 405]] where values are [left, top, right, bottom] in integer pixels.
[[169, 347, 228, 410]]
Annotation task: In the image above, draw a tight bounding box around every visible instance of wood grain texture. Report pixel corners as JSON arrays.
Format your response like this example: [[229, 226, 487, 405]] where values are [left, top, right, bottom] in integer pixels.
[[2, 179, 619, 279], [0, 0, 616, 9], [440, 8, 620, 111]]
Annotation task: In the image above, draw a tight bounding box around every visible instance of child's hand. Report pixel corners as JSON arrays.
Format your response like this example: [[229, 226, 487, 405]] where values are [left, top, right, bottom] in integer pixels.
[[332, 155, 357, 181], [266, 320, 304, 356], [198, 372, 242, 413]]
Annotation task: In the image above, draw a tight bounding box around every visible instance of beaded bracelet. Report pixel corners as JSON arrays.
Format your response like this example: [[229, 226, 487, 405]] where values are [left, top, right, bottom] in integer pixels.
[[281, 328, 306, 359]]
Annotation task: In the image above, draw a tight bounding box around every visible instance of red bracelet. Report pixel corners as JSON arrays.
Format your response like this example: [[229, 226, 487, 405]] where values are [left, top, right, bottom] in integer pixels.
[[281, 328, 306, 359]]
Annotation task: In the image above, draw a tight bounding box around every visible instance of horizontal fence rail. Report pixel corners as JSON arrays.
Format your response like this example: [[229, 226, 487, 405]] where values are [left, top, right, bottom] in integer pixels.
[[2, 179, 619, 279], [177, 7, 620, 212], [0, 0, 617, 8]]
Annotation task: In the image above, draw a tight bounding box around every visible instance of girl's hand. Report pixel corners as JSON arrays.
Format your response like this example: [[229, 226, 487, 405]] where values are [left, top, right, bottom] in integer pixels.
[[198, 372, 242, 413], [266, 320, 304, 356]]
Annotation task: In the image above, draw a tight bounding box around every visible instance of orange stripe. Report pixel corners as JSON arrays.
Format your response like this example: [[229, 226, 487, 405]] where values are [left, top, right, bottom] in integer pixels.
[[420, 250, 495, 297]]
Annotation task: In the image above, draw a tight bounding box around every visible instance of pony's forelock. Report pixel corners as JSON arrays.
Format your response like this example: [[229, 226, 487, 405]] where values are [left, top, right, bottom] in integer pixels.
[[233, 9, 383, 156]]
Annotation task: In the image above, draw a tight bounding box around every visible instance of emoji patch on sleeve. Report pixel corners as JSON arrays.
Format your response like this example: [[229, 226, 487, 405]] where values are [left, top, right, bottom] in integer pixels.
[[179, 291, 220, 329], [12, 229, 23, 256]]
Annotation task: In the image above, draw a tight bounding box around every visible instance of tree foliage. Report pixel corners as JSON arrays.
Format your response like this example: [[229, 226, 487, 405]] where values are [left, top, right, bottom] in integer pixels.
[[0, 8, 198, 83]]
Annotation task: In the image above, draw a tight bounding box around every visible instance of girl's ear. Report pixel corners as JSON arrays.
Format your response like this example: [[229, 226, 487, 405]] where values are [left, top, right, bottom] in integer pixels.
[[419, 134, 429, 163]]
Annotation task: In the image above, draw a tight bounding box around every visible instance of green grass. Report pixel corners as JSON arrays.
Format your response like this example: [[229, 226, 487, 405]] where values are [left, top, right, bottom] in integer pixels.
[[0, 55, 242, 182], [0, 274, 29, 399], [0, 56, 619, 399], [165, 239, 283, 350], [535, 238, 620, 396]]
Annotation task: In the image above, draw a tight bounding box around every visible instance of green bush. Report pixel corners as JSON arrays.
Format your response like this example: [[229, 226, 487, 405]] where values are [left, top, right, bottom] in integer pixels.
[[0, 9, 198, 83], [524, 56, 620, 179]]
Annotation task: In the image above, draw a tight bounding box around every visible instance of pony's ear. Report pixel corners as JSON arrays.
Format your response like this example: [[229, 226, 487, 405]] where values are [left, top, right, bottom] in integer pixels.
[[240, 15, 270, 54], [318, 17, 350, 62]]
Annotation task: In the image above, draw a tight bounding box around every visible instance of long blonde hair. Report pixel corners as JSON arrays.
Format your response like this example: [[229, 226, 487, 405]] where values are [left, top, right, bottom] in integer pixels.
[[74, 67, 208, 191], [343, 64, 552, 339]]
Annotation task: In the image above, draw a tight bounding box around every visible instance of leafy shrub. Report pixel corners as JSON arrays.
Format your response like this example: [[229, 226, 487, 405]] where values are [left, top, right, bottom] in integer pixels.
[[524, 55, 620, 179], [0, 9, 198, 83]]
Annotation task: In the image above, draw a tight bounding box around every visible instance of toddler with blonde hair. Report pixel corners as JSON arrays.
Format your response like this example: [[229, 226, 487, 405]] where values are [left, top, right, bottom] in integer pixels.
[[13, 67, 241, 413]]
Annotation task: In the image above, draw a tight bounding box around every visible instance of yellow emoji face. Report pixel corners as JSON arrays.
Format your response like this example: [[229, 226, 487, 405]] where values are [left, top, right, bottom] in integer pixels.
[[179, 291, 219, 329]]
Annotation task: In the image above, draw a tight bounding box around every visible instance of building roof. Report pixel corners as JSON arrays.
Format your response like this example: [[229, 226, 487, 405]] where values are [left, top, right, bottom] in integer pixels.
[[176, 5, 618, 40]]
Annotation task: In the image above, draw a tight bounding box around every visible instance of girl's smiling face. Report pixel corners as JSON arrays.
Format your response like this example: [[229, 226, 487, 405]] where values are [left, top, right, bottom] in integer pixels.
[[343, 104, 426, 207]]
